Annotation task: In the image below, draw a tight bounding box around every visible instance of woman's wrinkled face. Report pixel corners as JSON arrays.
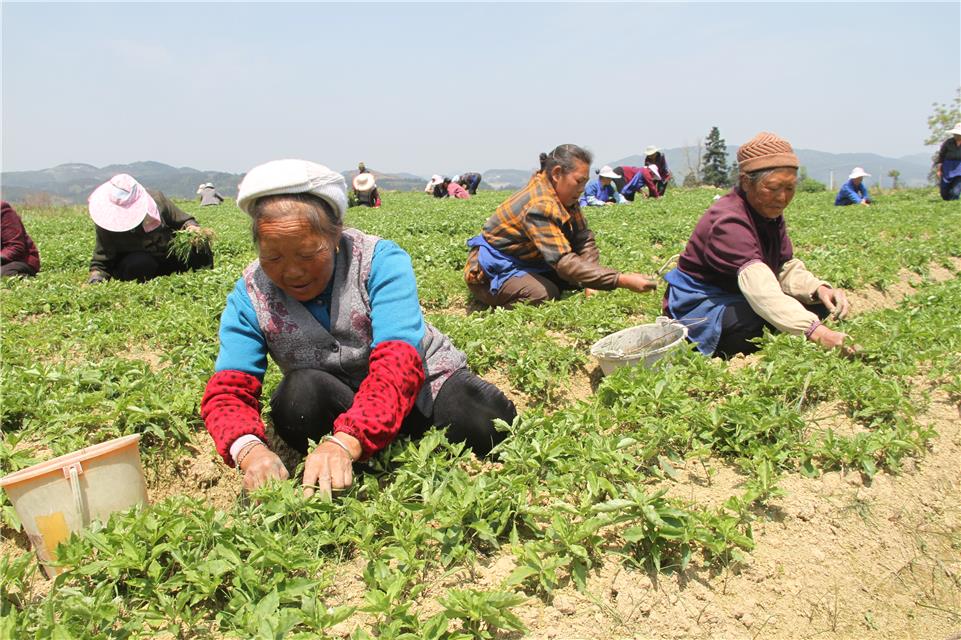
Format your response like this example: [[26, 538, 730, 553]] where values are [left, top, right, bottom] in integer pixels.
[[551, 159, 591, 208], [741, 168, 798, 219], [256, 207, 339, 302]]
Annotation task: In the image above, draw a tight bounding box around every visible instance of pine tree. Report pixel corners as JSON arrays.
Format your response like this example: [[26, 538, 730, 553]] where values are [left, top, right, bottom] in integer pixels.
[[701, 127, 730, 187]]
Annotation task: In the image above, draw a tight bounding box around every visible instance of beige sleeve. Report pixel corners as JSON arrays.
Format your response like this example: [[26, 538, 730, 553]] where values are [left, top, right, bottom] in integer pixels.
[[738, 261, 820, 336], [777, 258, 830, 304]]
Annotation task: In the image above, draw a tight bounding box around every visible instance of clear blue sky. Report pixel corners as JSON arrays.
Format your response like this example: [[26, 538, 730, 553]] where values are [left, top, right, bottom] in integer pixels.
[[2, 2, 958, 177]]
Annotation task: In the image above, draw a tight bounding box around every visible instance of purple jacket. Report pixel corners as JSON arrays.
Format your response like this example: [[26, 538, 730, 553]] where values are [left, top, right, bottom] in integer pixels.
[[1, 201, 41, 273], [677, 187, 792, 293]]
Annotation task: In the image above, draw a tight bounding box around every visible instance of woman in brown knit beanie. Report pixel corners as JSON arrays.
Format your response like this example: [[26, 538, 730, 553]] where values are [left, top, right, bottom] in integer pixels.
[[661, 131, 852, 358]]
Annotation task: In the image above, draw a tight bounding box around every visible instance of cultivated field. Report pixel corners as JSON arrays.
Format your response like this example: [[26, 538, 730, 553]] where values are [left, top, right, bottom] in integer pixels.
[[1, 187, 960, 639]]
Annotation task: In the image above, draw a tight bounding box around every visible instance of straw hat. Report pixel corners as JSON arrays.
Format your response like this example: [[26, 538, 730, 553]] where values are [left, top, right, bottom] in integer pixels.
[[848, 167, 870, 180], [598, 165, 619, 179], [88, 174, 160, 232], [353, 172, 376, 192], [644, 145, 660, 157], [948, 122, 961, 136], [237, 159, 348, 223]]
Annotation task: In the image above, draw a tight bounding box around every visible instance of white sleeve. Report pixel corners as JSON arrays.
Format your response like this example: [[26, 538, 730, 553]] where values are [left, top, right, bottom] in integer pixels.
[[738, 261, 821, 336], [777, 258, 830, 304]]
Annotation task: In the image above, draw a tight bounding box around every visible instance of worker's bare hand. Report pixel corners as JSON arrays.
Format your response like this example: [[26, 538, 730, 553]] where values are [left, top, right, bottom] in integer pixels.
[[808, 324, 848, 352], [618, 272, 657, 294], [302, 434, 361, 500], [240, 446, 289, 492], [816, 285, 850, 320]]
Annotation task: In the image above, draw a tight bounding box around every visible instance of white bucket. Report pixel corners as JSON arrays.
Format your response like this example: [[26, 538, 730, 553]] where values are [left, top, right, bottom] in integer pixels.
[[590, 317, 689, 376], [0, 434, 149, 578]]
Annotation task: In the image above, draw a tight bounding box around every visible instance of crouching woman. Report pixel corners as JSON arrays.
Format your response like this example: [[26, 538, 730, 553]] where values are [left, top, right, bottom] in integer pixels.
[[201, 160, 516, 498], [663, 132, 851, 358]]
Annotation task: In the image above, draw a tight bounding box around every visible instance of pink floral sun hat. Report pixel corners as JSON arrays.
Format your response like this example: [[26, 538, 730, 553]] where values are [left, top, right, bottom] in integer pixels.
[[88, 174, 161, 232]]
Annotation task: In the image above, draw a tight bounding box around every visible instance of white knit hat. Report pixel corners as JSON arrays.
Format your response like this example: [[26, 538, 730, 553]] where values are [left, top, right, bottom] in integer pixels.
[[237, 159, 348, 223]]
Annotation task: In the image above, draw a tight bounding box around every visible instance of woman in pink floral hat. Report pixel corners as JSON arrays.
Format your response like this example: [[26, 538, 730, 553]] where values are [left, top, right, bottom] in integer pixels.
[[87, 174, 213, 283]]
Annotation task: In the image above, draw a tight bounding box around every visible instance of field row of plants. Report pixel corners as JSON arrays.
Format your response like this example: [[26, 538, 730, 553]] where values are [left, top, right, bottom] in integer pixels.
[[1, 188, 959, 637]]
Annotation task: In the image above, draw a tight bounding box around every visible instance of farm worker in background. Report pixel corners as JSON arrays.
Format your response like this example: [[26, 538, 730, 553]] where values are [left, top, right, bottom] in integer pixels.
[[352, 172, 381, 208], [447, 175, 471, 199], [424, 173, 446, 198], [357, 162, 368, 174], [197, 183, 225, 206], [201, 160, 516, 496], [579, 165, 625, 206], [643, 145, 672, 196], [464, 144, 657, 308], [1, 201, 41, 278], [621, 164, 662, 200], [86, 174, 214, 284], [459, 172, 482, 195], [936, 122, 961, 201], [834, 168, 872, 206], [662, 132, 851, 358], [610, 165, 639, 199]]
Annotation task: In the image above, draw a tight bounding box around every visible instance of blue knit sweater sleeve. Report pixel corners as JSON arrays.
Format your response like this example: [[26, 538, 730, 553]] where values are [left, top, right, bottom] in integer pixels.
[[368, 239, 426, 348], [214, 279, 269, 379]]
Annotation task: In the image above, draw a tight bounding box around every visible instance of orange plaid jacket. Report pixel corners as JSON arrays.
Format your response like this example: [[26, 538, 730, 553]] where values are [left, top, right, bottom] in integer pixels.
[[464, 172, 617, 289]]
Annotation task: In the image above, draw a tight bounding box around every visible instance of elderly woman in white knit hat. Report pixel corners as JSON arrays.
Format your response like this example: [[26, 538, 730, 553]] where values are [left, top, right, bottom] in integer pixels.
[[834, 167, 872, 206], [87, 174, 213, 283], [662, 132, 852, 358], [201, 159, 516, 498]]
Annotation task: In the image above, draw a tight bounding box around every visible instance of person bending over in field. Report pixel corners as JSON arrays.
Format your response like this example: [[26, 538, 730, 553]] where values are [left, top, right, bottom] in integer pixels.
[[643, 145, 672, 197], [620, 164, 662, 200], [201, 160, 516, 498], [458, 172, 482, 195], [197, 183, 225, 207], [447, 175, 471, 199], [579, 165, 626, 207], [662, 132, 851, 358], [86, 174, 214, 284], [463, 143, 656, 309], [935, 122, 961, 201], [351, 172, 381, 208], [1, 201, 41, 278], [834, 167, 872, 206]]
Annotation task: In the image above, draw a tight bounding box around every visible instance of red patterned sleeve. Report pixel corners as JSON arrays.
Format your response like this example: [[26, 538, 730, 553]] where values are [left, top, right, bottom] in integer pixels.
[[333, 340, 425, 460], [200, 370, 266, 466]]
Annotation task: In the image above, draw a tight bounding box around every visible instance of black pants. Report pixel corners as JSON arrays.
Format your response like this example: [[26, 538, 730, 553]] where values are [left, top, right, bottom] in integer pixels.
[[269, 368, 516, 458], [114, 247, 213, 282], [1, 261, 37, 278], [715, 299, 830, 358], [941, 176, 961, 201]]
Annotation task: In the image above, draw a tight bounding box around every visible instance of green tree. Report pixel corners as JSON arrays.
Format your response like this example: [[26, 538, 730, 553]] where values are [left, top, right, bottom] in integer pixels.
[[887, 169, 901, 189], [798, 167, 826, 193], [701, 127, 730, 187], [727, 159, 740, 187], [925, 88, 961, 182]]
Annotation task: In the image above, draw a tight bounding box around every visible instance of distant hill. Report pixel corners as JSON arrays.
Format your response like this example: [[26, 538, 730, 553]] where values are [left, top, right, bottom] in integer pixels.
[[1, 162, 437, 205], [2, 148, 937, 205], [609, 146, 935, 189], [1, 161, 244, 205], [482, 168, 534, 191]]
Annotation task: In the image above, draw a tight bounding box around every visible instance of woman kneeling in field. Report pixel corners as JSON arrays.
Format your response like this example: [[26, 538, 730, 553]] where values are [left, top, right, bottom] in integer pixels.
[[201, 160, 516, 498], [464, 143, 656, 309], [662, 131, 851, 358]]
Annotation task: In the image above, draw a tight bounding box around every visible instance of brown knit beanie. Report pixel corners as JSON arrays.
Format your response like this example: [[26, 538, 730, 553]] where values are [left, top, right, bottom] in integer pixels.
[[737, 132, 799, 174]]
